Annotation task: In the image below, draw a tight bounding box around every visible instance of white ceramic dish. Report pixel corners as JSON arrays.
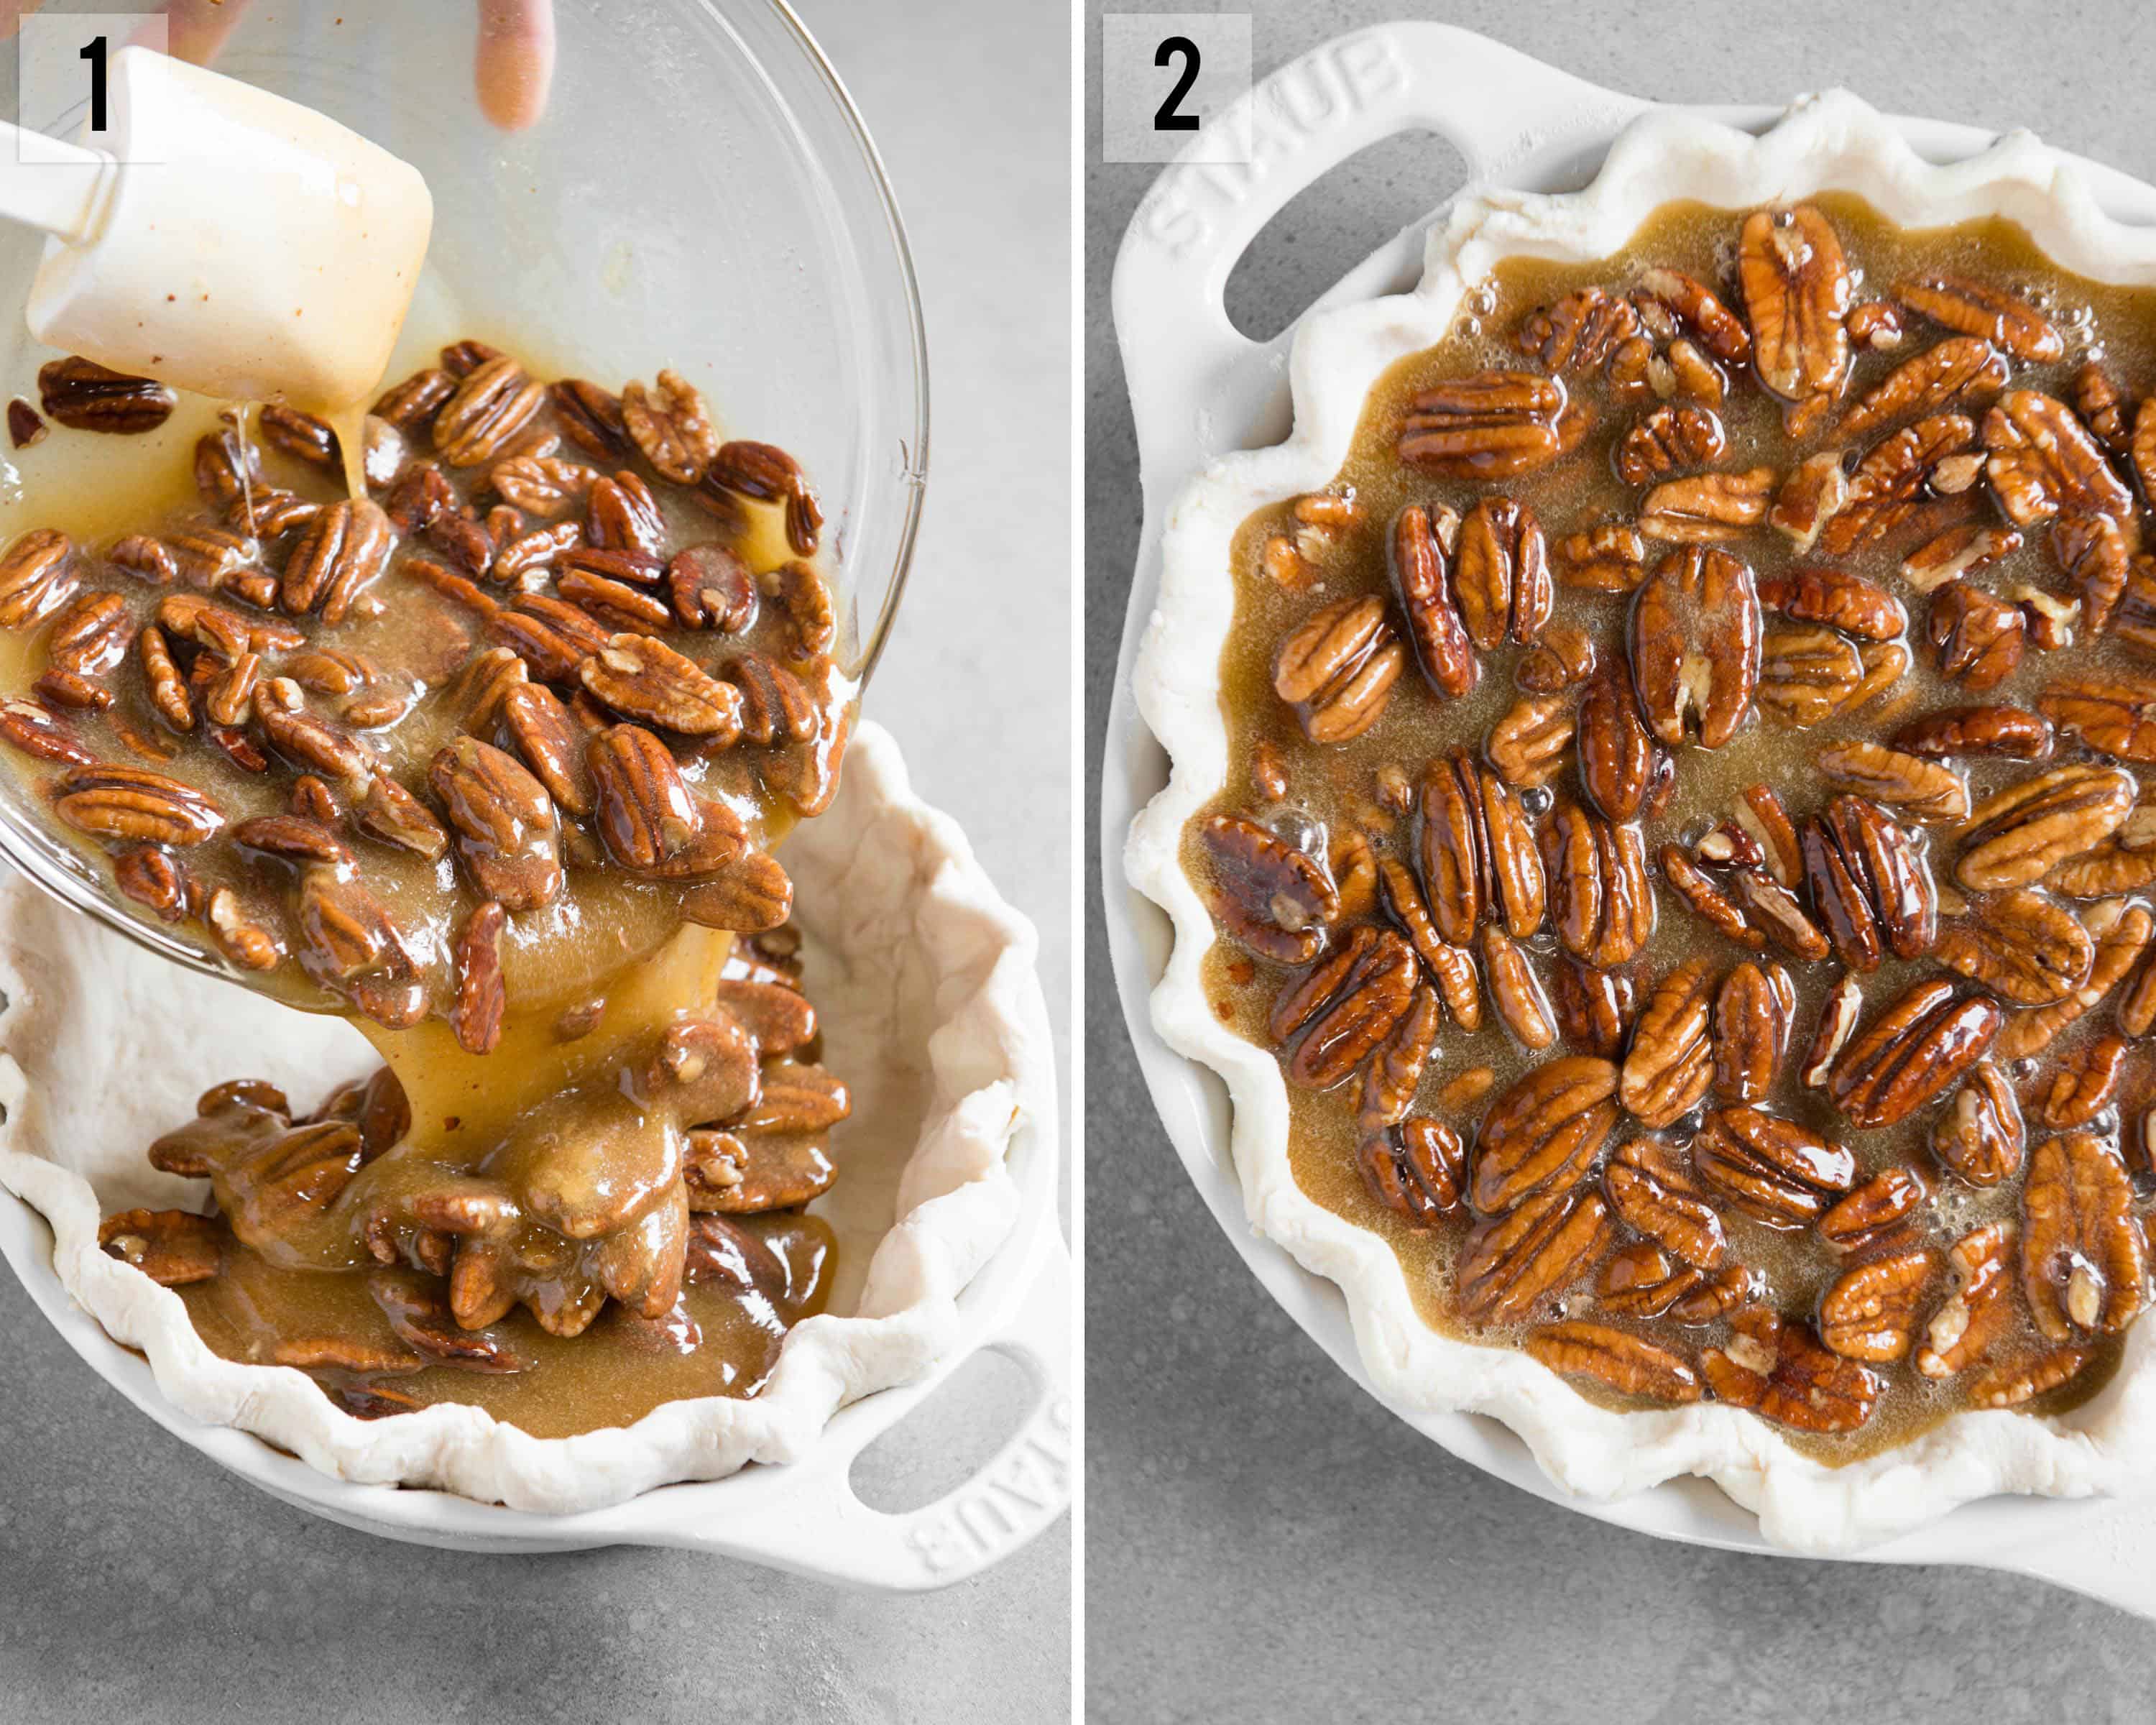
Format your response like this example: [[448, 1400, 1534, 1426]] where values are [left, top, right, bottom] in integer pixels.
[[1102, 20, 2156, 1612], [1, 722, 1069, 1591]]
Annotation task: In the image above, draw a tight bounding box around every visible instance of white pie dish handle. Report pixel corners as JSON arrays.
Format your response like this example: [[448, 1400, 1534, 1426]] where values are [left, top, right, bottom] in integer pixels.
[[1105, 21, 2156, 1606], [1114, 23, 1649, 495]]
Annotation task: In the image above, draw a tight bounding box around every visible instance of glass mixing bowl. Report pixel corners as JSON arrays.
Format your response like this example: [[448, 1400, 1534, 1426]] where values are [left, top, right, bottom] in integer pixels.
[[0, 0, 928, 982]]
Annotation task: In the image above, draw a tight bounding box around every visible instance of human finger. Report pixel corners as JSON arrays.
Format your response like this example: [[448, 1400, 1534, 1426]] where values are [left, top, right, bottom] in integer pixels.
[[474, 0, 553, 131]]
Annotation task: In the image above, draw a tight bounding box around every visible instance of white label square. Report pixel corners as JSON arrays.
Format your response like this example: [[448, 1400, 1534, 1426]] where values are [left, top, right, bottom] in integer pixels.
[[1100, 13, 1253, 165], [18, 14, 169, 164]]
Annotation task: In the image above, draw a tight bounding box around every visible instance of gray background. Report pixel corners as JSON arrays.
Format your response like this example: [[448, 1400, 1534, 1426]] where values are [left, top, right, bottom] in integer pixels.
[[0, 0, 1072, 1721], [1085, 3, 2156, 1721]]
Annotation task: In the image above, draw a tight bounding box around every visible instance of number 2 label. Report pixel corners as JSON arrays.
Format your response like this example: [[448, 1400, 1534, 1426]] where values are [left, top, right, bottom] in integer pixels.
[[1153, 36, 1200, 132]]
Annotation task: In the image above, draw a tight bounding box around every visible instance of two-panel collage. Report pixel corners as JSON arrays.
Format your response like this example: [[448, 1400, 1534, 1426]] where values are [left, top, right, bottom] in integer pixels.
[[10, 1, 2156, 1720]]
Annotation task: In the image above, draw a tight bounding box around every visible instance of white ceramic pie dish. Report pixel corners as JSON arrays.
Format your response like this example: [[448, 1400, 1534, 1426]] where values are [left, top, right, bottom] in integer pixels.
[[0, 721, 1069, 1590], [1105, 22, 2156, 1596]]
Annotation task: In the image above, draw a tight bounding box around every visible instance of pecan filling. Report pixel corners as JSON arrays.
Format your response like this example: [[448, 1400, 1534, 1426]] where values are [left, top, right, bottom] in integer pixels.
[[1191, 196, 2156, 1453], [1, 339, 859, 1433]]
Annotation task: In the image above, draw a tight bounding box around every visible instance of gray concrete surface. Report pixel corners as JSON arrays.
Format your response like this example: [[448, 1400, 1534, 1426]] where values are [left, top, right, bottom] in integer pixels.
[[1084, 4, 2156, 1720], [0, 1, 1072, 1721]]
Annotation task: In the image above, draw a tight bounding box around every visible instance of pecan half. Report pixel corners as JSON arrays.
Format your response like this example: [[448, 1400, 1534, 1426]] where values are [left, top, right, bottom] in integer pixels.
[[0, 528, 79, 630], [448, 900, 507, 1055], [579, 635, 742, 740], [428, 737, 563, 910], [1619, 958, 1717, 1128], [1818, 1248, 1938, 1363], [100, 1208, 225, 1284], [1968, 1346, 2093, 1409], [1829, 978, 2003, 1129], [2038, 671, 2156, 763], [1756, 625, 1863, 729], [1758, 564, 1905, 642], [51, 763, 223, 845], [1357, 985, 1439, 1135], [1955, 763, 2135, 891], [1982, 390, 2135, 529], [1628, 545, 1761, 749], [1836, 336, 2009, 442], [38, 356, 176, 432], [1452, 497, 1552, 650], [586, 724, 714, 873], [1269, 925, 1418, 1090], [1398, 371, 1575, 479], [2033, 1031, 2130, 1130], [1998, 900, 2152, 1060], [1417, 750, 1545, 943], [1553, 523, 1647, 592], [1932, 1062, 2027, 1187], [280, 498, 392, 624], [1738, 205, 1853, 409], [620, 369, 719, 484], [1516, 623, 1597, 694], [1481, 926, 1556, 1051], [1197, 813, 1337, 963], [1487, 694, 1573, 788], [1815, 740, 1968, 822], [1638, 469, 1777, 543], [1541, 801, 1653, 967], [1576, 660, 1657, 821], [1375, 856, 1482, 1031], [1800, 795, 1936, 972], [1821, 413, 1974, 556], [1455, 1183, 1612, 1327], [1525, 1320, 1700, 1404], [1711, 960, 1795, 1104], [2021, 1129, 2146, 1342], [1702, 1309, 1879, 1433], [1902, 522, 2023, 592], [1386, 504, 1476, 699], [1818, 1167, 1930, 1255], [1273, 594, 1404, 744], [1603, 1136, 1724, 1269], [1549, 956, 1636, 1058], [1916, 1223, 2017, 1378], [1932, 888, 2093, 1006], [433, 354, 545, 466], [1359, 1117, 1467, 1225], [1473, 1055, 1619, 1214], [1595, 1241, 1694, 1318], [1615, 404, 1724, 486], [1894, 274, 2063, 362], [1892, 704, 2053, 761], [1514, 288, 1639, 372], [1694, 1105, 1856, 1227]]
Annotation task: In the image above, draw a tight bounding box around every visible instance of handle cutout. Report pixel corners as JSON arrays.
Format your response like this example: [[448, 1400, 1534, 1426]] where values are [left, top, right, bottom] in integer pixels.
[[1224, 129, 1466, 343], [849, 1347, 1039, 1514]]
